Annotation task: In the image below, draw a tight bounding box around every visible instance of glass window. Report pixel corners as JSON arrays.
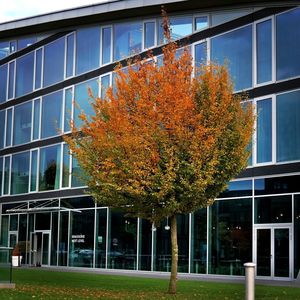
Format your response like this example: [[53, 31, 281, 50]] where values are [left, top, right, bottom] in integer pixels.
[[102, 27, 112, 65], [0, 41, 9, 59], [158, 17, 192, 44], [256, 19, 272, 84], [276, 8, 300, 80], [62, 144, 70, 188], [0, 157, 2, 194], [64, 88, 73, 132], [41, 90, 63, 139], [195, 16, 208, 31], [219, 180, 252, 198], [255, 175, 300, 195], [43, 38, 65, 87], [257, 98, 272, 163], [3, 156, 11, 195], [211, 25, 252, 91], [277, 90, 300, 162], [13, 101, 32, 146], [95, 208, 107, 268], [208, 198, 252, 275], [76, 27, 100, 75], [17, 37, 36, 50], [194, 42, 207, 72], [35, 213, 50, 230], [74, 79, 98, 128], [191, 209, 207, 273], [30, 150, 38, 192], [114, 22, 142, 61], [39, 144, 61, 191], [10, 41, 16, 53], [255, 195, 292, 223], [144, 22, 155, 49], [71, 156, 86, 187], [61, 197, 94, 209], [5, 108, 12, 147], [294, 195, 300, 278], [35, 48, 42, 89], [11, 151, 30, 194], [66, 34, 75, 78], [16, 52, 34, 97], [69, 209, 95, 268], [108, 209, 137, 270], [0, 110, 5, 149], [58, 211, 69, 266], [8, 61, 15, 99], [138, 219, 152, 271], [100, 74, 110, 99], [33, 99, 40, 140], [211, 9, 252, 26], [0, 64, 8, 103]]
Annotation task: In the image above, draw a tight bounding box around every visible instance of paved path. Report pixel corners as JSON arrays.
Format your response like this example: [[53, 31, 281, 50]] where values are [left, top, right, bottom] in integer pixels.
[[22, 266, 300, 288]]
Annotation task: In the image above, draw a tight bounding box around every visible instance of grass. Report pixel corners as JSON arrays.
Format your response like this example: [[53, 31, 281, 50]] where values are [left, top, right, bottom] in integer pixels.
[[0, 268, 298, 299]]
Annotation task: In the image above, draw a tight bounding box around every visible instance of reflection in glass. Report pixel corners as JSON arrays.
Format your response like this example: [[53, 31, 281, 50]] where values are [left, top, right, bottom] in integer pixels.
[[11, 151, 30, 194], [62, 144, 70, 188], [274, 228, 289, 277], [71, 156, 86, 187], [41, 90, 63, 138], [144, 22, 155, 49], [294, 195, 300, 278], [257, 99, 272, 163], [69, 209, 95, 268], [277, 90, 300, 162], [256, 20, 272, 84], [74, 79, 98, 127], [114, 22, 142, 61], [102, 27, 111, 65], [16, 52, 34, 97], [194, 42, 207, 73], [30, 150, 38, 192], [256, 229, 271, 276], [0, 157, 2, 194], [95, 208, 107, 268], [108, 210, 137, 270], [0, 41, 9, 59], [33, 99, 40, 140], [17, 37, 36, 50], [51, 213, 58, 265], [0, 64, 8, 103], [66, 34, 75, 78], [158, 17, 192, 43], [191, 209, 207, 273], [43, 38, 65, 87], [35, 48, 42, 89], [208, 198, 252, 275], [211, 25, 252, 91], [195, 16, 208, 31], [64, 88, 73, 132], [100, 74, 110, 99], [13, 101, 32, 145], [3, 156, 10, 195], [5, 108, 12, 147], [8, 61, 15, 99], [39, 144, 61, 191], [76, 27, 100, 75], [276, 8, 300, 80], [219, 180, 252, 198], [255, 195, 292, 224], [0, 110, 5, 149], [58, 211, 69, 266]]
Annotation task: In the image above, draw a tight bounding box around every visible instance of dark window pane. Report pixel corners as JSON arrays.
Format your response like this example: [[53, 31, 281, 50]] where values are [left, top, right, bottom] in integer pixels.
[[138, 219, 152, 271], [144, 22, 155, 49], [277, 90, 300, 162], [13, 101, 32, 145], [274, 228, 289, 277], [208, 198, 252, 275], [255, 195, 292, 223], [8, 61, 15, 99], [102, 27, 111, 65], [257, 99, 272, 163], [61, 196, 94, 209], [66, 34, 74, 78], [3, 156, 10, 195], [11, 151, 30, 194], [43, 38, 65, 87], [35, 213, 50, 230], [41, 90, 63, 138], [211, 25, 252, 91], [16, 52, 34, 97], [0, 110, 5, 149], [39, 144, 61, 191], [219, 180, 252, 198], [33, 99, 40, 140], [0, 64, 8, 103], [276, 8, 300, 80], [294, 195, 300, 278], [30, 150, 38, 192], [0, 157, 2, 194], [256, 20, 272, 84], [95, 208, 107, 268], [114, 22, 142, 61], [58, 211, 69, 266], [76, 27, 100, 75], [255, 175, 300, 195], [35, 48, 42, 89], [257, 229, 271, 276], [5, 108, 12, 147]]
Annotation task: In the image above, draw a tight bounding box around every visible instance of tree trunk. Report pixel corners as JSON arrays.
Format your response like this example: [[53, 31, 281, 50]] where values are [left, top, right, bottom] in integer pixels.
[[168, 215, 178, 294]]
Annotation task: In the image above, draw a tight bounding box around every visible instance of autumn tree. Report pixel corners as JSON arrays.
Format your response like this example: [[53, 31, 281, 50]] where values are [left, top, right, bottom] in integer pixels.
[[65, 16, 253, 294]]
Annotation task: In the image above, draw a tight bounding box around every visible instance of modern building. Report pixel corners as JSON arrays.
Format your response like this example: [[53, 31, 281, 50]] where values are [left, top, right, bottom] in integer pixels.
[[0, 0, 299, 281]]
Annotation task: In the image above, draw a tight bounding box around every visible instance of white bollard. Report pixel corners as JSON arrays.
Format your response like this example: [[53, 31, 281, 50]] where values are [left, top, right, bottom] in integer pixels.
[[244, 262, 255, 300]]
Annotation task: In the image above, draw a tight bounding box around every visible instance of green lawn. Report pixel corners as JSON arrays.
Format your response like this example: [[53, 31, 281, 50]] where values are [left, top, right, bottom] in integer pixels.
[[0, 268, 298, 299]]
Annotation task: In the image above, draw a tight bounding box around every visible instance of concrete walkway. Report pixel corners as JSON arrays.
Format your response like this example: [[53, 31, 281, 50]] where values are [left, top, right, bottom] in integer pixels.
[[21, 266, 300, 288]]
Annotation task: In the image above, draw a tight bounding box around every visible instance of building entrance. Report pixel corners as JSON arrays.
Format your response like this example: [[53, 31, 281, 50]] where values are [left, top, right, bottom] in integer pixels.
[[254, 225, 292, 280], [30, 231, 51, 266]]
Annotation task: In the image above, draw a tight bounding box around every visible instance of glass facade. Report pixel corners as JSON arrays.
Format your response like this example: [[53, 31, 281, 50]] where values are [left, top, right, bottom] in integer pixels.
[[1, 4, 300, 280]]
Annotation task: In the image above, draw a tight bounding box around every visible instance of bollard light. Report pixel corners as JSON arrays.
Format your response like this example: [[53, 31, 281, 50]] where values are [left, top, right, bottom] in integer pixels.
[[244, 262, 255, 300]]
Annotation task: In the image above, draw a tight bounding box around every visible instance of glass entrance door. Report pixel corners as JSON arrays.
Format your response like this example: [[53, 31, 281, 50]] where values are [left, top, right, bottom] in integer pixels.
[[30, 231, 51, 266], [41, 232, 50, 266], [255, 226, 291, 279]]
